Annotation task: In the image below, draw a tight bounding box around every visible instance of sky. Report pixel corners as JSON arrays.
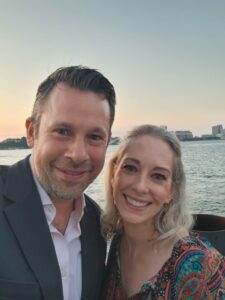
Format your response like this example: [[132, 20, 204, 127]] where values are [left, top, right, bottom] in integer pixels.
[[0, 0, 225, 141]]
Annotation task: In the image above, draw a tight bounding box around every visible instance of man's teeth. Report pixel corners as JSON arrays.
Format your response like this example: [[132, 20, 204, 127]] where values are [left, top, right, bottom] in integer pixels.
[[126, 196, 149, 207]]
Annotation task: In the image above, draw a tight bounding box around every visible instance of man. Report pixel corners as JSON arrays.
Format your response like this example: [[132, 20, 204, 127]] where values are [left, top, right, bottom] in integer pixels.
[[0, 66, 116, 300]]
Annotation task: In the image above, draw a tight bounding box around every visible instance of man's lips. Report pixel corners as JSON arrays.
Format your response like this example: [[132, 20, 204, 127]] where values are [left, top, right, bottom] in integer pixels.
[[54, 166, 89, 182], [57, 167, 88, 175]]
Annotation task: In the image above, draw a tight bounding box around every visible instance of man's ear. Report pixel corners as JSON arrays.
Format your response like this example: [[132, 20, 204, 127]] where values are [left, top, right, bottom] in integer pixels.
[[25, 118, 35, 148]]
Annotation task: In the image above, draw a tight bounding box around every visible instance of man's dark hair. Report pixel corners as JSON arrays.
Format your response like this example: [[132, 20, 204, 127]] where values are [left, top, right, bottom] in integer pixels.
[[31, 66, 116, 135]]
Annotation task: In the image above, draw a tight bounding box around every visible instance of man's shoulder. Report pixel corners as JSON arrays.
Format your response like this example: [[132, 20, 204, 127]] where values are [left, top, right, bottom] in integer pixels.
[[0, 164, 10, 174], [84, 194, 102, 216], [0, 156, 31, 197], [1, 156, 28, 178], [0, 156, 30, 172], [0, 164, 10, 185]]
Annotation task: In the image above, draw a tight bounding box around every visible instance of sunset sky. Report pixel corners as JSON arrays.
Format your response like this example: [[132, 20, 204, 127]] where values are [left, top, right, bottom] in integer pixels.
[[0, 0, 225, 141]]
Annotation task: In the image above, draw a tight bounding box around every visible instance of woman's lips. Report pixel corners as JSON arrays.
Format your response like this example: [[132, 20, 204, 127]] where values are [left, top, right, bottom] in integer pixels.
[[124, 194, 151, 209]]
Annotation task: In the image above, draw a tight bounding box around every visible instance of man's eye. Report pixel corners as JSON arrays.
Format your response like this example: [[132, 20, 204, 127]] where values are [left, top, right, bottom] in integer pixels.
[[89, 134, 104, 141], [123, 164, 137, 173], [55, 128, 70, 136], [152, 173, 166, 181]]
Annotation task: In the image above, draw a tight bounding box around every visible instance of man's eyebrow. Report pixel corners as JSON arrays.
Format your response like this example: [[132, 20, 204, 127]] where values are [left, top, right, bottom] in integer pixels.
[[51, 122, 72, 128], [91, 128, 107, 133], [50, 123, 108, 135]]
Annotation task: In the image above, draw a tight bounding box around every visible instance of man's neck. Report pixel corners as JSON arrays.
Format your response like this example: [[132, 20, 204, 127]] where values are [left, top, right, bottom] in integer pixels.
[[51, 197, 75, 235]]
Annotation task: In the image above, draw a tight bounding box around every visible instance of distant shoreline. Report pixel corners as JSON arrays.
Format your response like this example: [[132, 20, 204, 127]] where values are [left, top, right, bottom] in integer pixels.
[[179, 137, 221, 142], [0, 147, 30, 150], [0, 136, 223, 151], [0, 137, 29, 150]]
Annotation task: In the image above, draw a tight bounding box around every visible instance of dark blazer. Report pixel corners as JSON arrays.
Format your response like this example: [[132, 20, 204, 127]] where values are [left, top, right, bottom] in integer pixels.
[[0, 156, 106, 300]]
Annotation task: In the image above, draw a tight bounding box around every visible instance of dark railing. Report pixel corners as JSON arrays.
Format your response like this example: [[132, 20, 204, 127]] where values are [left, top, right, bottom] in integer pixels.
[[193, 214, 225, 255]]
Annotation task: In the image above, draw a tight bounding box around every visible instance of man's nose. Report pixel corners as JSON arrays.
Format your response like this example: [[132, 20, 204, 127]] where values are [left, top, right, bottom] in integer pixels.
[[65, 137, 89, 162]]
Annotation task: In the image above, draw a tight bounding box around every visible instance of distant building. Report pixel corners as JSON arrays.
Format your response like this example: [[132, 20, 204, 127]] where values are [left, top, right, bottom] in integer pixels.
[[221, 129, 225, 140], [160, 125, 168, 131], [212, 124, 223, 136], [2, 138, 22, 144], [175, 130, 193, 141], [201, 134, 213, 138]]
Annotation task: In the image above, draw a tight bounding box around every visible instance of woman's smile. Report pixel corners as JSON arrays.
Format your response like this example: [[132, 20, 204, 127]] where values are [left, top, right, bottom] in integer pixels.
[[124, 194, 151, 209]]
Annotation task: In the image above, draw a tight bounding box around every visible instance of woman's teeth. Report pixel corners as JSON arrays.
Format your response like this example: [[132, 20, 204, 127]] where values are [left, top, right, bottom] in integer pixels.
[[126, 196, 149, 207]]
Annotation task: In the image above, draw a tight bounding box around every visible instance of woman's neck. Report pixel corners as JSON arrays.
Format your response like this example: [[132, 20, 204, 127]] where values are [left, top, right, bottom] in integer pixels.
[[122, 221, 159, 255]]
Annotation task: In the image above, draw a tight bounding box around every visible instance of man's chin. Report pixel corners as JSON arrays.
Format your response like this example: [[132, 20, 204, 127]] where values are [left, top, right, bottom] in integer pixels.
[[42, 176, 91, 201], [48, 185, 86, 201], [48, 191, 76, 201]]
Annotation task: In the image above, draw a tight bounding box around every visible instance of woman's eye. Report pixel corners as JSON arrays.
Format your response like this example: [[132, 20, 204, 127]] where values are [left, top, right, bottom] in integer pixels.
[[152, 173, 166, 181], [123, 164, 137, 173]]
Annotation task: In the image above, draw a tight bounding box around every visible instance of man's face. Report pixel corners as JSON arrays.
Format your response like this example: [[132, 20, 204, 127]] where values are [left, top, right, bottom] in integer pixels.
[[26, 83, 111, 202]]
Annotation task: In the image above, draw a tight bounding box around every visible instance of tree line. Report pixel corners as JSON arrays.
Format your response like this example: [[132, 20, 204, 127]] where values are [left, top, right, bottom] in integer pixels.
[[0, 137, 29, 149]]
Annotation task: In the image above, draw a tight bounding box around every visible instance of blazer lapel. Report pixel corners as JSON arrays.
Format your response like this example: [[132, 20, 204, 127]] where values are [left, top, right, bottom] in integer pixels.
[[3, 157, 63, 300], [80, 200, 105, 300]]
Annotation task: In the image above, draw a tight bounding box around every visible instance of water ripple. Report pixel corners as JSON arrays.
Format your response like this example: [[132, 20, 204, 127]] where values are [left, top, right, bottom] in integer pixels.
[[1, 141, 225, 216]]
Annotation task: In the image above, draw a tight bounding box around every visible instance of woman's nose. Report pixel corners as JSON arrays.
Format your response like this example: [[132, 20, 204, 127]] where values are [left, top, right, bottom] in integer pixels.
[[132, 176, 150, 194]]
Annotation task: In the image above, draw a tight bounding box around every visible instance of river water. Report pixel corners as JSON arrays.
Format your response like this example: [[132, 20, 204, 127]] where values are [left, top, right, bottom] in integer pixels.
[[0, 140, 225, 216]]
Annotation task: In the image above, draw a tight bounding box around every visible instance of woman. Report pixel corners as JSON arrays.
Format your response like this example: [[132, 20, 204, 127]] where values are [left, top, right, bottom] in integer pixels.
[[101, 125, 225, 299]]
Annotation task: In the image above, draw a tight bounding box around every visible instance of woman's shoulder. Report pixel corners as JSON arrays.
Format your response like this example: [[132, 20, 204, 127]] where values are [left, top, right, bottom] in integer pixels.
[[169, 231, 225, 298], [173, 231, 224, 257], [172, 231, 225, 276]]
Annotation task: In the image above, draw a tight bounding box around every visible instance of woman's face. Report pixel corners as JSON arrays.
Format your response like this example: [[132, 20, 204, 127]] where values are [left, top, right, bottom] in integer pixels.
[[112, 135, 175, 228]]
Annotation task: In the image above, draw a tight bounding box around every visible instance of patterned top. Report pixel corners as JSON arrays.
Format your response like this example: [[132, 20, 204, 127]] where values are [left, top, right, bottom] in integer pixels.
[[102, 232, 225, 300]]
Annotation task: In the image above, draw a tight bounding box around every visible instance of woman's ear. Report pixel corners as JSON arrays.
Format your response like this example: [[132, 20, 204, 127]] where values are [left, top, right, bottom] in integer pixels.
[[165, 185, 175, 204]]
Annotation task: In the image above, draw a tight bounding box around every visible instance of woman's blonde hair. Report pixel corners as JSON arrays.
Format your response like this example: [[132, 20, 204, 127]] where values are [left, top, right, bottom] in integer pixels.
[[101, 124, 193, 242]]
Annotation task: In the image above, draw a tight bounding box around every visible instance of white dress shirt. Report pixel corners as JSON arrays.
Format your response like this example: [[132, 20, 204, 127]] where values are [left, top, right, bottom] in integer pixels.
[[31, 163, 85, 300]]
